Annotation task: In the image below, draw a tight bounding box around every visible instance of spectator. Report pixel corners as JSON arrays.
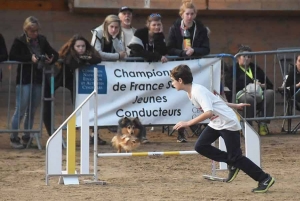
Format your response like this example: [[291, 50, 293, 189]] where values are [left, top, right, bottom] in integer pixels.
[[9, 16, 58, 149], [118, 6, 136, 56], [167, 0, 210, 142], [225, 45, 274, 135], [91, 15, 126, 61], [171, 64, 275, 193], [128, 13, 168, 63], [43, 34, 106, 144], [167, 0, 210, 58], [0, 33, 8, 62], [0, 33, 8, 83], [285, 54, 300, 106]]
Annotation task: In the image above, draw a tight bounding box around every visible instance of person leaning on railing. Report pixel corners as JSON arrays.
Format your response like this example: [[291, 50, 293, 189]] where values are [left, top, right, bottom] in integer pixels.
[[91, 14, 126, 61], [166, 0, 210, 142], [8, 16, 58, 149], [118, 6, 136, 56], [166, 0, 210, 58], [285, 54, 300, 108], [127, 13, 168, 63], [224, 45, 274, 136], [42, 34, 106, 144]]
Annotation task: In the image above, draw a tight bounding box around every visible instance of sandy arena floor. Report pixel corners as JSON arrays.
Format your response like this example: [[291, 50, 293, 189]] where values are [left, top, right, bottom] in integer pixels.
[[0, 123, 300, 201]]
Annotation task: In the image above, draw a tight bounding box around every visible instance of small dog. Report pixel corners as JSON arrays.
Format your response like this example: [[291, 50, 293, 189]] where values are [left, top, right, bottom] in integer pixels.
[[111, 117, 143, 153]]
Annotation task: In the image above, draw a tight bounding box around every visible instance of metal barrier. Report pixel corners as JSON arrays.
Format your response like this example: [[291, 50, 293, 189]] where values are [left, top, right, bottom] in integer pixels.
[[0, 60, 73, 149], [229, 49, 300, 133], [0, 61, 45, 149]]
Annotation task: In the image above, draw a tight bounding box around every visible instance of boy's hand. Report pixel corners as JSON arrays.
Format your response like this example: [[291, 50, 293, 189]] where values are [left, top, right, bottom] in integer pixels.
[[173, 121, 189, 130], [236, 103, 250, 110]]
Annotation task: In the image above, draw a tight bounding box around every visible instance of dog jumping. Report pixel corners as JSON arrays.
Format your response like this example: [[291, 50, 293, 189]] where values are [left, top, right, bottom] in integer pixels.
[[111, 117, 143, 153]]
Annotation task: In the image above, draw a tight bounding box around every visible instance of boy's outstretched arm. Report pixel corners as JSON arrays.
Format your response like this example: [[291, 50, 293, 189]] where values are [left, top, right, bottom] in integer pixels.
[[227, 103, 250, 110], [173, 111, 213, 131]]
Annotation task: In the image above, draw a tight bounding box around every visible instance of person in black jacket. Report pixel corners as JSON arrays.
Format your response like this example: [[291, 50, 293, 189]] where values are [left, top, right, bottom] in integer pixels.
[[43, 34, 106, 144], [128, 13, 168, 63], [225, 45, 274, 135], [285, 54, 300, 105], [0, 33, 8, 83], [167, 1, 210, 58], [0, 33, 8, 62], [9, 16, 58, 149]]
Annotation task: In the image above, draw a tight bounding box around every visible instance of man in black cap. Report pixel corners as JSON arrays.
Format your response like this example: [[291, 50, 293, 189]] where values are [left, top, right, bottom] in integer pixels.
[[118, 6, 136, 56]]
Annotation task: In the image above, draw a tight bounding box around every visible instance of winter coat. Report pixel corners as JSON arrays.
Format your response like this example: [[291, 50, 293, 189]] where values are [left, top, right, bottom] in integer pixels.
[[0, 34, 8, 62], [167, 18, 210, 57], [9, 34, 58, 85], [55, 52, 102, 88], [128, 27, 167, 62]]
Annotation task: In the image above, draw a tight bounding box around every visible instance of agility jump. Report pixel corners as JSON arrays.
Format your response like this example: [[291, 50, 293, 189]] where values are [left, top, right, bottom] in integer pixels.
[[45, 67, 261, 185]]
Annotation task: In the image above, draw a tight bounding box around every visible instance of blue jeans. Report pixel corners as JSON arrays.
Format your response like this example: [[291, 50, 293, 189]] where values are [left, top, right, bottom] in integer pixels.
[[11, 84, 42, 139]]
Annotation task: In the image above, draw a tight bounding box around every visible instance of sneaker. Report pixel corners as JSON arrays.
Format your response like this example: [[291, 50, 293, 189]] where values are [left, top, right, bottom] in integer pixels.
[[177, 133, 187, 143], [90, 136, 106, 145], [226, 165, 240, 183], [252, 174, 275, 193], [10, 137, 24, 149], [259, 123, 269, 136], [141, 137, 149, 144]]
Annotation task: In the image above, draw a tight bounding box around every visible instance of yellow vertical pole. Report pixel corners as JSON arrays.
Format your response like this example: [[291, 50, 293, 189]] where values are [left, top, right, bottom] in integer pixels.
[[67, 115, 76, 174]]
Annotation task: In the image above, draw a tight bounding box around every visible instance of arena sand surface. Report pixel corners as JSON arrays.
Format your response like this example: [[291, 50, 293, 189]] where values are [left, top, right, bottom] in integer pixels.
[[0, 125, 300, 201]]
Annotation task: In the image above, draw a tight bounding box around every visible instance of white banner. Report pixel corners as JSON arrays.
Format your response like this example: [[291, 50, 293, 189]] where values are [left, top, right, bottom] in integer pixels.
[[75, 59, 221, 126]]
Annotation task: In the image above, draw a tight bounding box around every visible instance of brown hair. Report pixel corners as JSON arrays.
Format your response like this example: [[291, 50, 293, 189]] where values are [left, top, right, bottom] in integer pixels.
[[179, 0, 197, 17], [146, 13, 162, 28], [58, 34, 100, 67], [170, 64, 193, 84]]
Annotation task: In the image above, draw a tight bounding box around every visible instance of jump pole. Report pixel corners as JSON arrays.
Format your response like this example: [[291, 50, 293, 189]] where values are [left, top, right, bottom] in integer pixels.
[[98, 151, 197, 157], [97, 150, 226, 182]]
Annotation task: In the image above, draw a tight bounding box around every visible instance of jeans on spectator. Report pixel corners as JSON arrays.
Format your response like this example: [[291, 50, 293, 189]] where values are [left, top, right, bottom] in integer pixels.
[[11, 84, 42, 139], [194, 125, 267, 182]]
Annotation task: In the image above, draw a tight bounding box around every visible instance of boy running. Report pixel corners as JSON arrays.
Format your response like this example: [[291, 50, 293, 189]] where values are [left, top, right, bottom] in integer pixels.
[[170, 64, 275, 193]]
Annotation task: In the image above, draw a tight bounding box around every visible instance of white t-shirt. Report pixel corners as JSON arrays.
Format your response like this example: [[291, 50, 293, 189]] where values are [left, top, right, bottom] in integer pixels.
[[188, 83, 241, 131]]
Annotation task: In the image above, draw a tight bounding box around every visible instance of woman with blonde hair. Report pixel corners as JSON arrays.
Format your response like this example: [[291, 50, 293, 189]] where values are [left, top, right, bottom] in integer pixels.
[[9, 16, 58, 149], [91, 15, 126, 61], [128, 13, 168, 63], [167, 0, 210, 57]]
